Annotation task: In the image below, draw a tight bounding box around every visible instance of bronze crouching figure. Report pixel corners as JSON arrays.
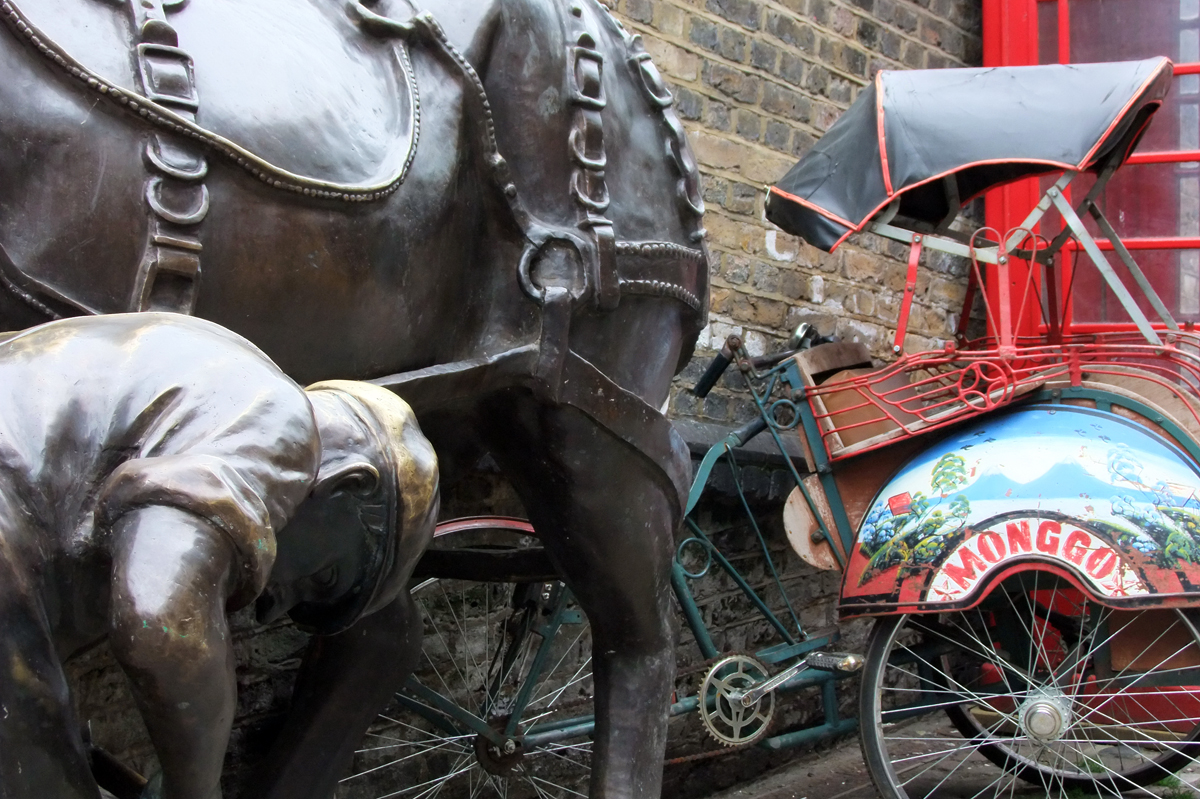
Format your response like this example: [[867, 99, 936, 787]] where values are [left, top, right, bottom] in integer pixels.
[[0, 313, 438, 799]]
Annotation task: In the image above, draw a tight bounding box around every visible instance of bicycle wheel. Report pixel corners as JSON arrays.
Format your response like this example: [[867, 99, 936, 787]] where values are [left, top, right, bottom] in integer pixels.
[[336, 520, 595, 799], [860, 572, 1200, 798]]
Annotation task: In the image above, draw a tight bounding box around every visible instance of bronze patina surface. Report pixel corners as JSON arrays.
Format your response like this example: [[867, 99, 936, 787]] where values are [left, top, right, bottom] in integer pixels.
[[0, 0, 709, 795], [0, 313, 438, 799]]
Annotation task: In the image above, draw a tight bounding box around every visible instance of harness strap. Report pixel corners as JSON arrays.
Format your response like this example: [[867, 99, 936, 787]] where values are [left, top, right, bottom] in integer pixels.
[[370, 344, 692, 521], [122, 0, 207, 314]]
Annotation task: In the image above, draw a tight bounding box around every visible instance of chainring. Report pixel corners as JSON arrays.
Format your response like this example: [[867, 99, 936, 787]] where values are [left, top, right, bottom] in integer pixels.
[[698, 654, 775, 747]]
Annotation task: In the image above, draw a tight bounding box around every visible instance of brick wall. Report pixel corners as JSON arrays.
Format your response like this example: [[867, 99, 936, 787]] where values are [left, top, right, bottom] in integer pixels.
[[605, 0, 984, 423]]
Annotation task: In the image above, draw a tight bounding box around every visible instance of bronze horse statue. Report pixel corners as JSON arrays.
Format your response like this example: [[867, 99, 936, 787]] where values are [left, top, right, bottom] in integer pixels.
[[0, 0, 707, 795]]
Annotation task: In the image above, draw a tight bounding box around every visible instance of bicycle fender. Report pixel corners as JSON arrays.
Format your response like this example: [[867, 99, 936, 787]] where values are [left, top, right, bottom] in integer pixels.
[[838, 404, 1200, 618]]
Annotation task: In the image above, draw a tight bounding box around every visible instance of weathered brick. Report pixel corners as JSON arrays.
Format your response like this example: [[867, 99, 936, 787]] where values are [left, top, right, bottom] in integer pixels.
[[809, 0, 832, 27], [742, 148, 797, 184], [654, 3, 686, 37], [689, 16, 720, 51], [880, 28, 903, 60], [779, 52, 805, 85], [902, 39, 927, 68], [751, 262, 781, 293], [724, 254, 752, 284], [703, 61, 761, 103], [674, 86, 704, 120], [856, 18, 881, 49], [761, 82, 812, 122], [829, 76, 854, 104], [624, 0, 653, 24], [729, 181, 759, 214], [719, 27, 748, 61], [646, 38, 702, 82], [702, 174, 730, 206], [804, 62, 830, 95], [704, 98, 733, 131], [894, 5, 919, 33], [764, 119, 792, 151], [750, 39, 780, 72], [689, 130, 743, 170], [791, 129, 816, 156], [707, 0, 762, 30], [842, 45, 868, 76], [831, 5, 856, 37], [732, 294, 788, 327], [765, 11, 814, 50], [735, 109, 762, 141]]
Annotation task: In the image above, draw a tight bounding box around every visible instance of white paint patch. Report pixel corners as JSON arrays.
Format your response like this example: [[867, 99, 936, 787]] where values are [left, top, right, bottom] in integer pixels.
[[765, 230, 797, 262]]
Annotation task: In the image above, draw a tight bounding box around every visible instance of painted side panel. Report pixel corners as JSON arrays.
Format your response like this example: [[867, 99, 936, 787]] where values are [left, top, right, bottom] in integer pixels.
[[839, 405, 1200, 617]]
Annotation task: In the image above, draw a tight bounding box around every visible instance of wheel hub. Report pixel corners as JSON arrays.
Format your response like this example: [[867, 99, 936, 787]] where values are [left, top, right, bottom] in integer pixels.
[[474, 728, 524, 776], [1019, 691, 1072, 742]]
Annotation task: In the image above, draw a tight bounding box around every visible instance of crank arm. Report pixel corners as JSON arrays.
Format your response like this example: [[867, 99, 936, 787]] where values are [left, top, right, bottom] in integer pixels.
[[739, 651, 864, 707]]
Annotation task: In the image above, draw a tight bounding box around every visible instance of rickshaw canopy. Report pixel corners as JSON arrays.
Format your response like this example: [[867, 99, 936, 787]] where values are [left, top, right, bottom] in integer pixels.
[[766, 57, 1174, 251]]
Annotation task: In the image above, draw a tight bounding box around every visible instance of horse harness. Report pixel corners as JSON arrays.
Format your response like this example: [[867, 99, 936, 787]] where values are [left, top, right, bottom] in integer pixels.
[[0, 0, 708, 510]]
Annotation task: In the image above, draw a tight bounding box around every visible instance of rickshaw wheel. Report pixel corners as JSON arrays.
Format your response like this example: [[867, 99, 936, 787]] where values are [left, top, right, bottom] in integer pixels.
[[336, 523, 595, 799], [860, 574, 1200, 799]]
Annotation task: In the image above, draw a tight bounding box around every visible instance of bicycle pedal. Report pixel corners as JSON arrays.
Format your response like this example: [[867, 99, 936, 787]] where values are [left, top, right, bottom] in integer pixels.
[[804, 651, 864, 673]]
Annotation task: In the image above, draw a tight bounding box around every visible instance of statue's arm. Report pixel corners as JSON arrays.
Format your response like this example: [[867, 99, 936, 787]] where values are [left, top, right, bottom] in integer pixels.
[[108, 505, 238, 799]]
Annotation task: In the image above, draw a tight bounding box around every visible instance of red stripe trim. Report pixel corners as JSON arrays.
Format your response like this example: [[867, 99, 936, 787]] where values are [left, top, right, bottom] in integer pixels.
[[767, 185, 856, 228], [1175, 63, 1200, 76], [876, 71, 894, 196], [1079, 58, 1173, 168]]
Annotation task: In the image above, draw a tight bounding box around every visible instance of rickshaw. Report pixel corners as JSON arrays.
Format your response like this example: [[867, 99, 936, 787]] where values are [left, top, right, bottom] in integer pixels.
[[335, 56, 1200, 799]]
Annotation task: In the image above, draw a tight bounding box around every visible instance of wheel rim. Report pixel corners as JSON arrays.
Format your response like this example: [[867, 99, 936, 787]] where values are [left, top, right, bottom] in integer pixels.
[[337, 528, 594, 799], [861, 573, 1200, 798]]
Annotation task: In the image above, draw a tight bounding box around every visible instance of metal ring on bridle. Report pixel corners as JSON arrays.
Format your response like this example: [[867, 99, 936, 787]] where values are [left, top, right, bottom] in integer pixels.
[[675, 536, 713, 579], [517, 229, 591, 304]]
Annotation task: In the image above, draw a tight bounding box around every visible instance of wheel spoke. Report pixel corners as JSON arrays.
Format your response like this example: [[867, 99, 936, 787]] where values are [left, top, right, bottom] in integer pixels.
[[337, 559, 595, 799], [860, 585, 1200, 799]]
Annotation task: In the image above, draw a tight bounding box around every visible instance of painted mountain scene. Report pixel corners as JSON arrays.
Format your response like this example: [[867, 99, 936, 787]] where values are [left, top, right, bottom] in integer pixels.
[[843, 405, 1200, 610]]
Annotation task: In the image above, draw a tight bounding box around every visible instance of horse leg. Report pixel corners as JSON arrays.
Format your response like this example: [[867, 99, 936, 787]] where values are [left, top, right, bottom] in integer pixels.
[[483, 392, 683, 799], [247, 594, 422, 799]]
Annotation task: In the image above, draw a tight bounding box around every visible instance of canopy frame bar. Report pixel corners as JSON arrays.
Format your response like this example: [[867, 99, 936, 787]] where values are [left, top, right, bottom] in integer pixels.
[[866, 164, 1174, 351]]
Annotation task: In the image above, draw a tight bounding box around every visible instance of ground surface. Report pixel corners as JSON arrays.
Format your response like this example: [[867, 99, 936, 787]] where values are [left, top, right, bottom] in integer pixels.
[[702, 717, 1200, 799]]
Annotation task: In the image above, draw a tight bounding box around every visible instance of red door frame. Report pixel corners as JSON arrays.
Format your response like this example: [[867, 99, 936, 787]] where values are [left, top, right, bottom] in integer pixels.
[[982, 0, 1200, 337]]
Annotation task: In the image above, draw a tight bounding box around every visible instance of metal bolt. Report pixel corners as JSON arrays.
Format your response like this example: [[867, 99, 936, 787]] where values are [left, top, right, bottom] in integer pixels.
[[503, 740, 517, 754], [998, 255, 1008, 264], [1048, 187, 1058, 197], [913, 235, 921, 243], [892, 344, 902, 353]]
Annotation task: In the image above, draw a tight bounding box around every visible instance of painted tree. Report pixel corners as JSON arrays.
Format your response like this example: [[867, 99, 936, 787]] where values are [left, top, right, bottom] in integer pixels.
[[932, 453, 968, 497]]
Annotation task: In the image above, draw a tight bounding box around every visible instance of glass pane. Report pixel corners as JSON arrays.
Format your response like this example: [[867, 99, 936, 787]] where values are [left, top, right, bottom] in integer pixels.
[[1038, 1, 1060, 65], [1069, 0, 1190, 63], [1064, 248, 1194, 325], [1029, 0, 1200, 325]]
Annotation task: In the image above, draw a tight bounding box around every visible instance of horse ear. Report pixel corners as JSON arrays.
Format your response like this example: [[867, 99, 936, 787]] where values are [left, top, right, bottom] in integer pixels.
[[314, 461, 380, 498]]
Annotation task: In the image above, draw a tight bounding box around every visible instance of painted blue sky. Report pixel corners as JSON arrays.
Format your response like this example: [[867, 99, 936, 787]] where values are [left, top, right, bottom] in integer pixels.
[[868, 407, 1200, 530]]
